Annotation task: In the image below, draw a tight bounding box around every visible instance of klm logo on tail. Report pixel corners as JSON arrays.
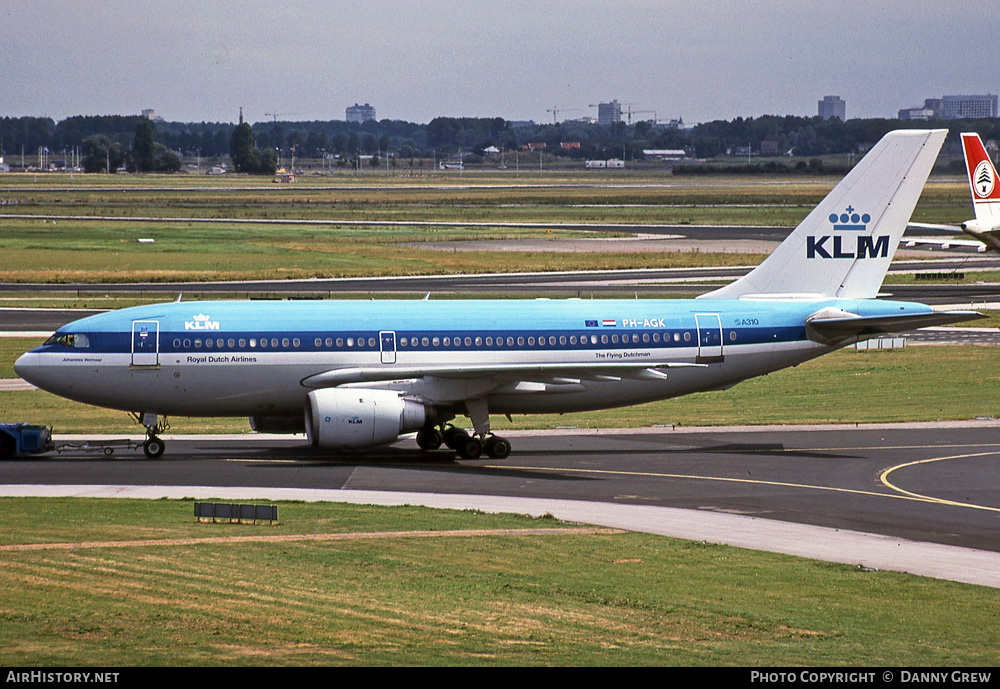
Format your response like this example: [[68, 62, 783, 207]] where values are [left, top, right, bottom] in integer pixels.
[[807, 207, 888, 259]]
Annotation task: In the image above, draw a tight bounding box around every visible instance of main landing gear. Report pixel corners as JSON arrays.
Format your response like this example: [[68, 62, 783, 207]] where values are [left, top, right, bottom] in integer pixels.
[[415, 424, 512, 460], [132, 412, 168, 459]]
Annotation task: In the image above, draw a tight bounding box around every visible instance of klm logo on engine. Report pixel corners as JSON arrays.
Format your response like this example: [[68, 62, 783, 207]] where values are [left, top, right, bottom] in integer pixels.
[[807, 207, 888, 259]]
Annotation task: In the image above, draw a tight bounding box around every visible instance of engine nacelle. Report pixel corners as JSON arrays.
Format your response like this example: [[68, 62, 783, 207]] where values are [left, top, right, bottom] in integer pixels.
[[249, 415, 306, 434], [305, 388, 427, 449]]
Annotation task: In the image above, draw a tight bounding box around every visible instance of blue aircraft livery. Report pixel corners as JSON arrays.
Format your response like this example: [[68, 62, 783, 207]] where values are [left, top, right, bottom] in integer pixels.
[[14, 130, 980, 459]]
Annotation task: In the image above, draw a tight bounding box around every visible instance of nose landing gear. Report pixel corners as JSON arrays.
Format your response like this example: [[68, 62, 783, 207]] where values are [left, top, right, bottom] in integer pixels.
[[131, 412, 168, 459]]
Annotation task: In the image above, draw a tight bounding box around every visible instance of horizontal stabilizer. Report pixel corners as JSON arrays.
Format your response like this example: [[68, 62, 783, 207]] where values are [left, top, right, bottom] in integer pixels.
[[906, 222, 963, 233], [805, 309, 984, 345], [301, 361, 705, 388]]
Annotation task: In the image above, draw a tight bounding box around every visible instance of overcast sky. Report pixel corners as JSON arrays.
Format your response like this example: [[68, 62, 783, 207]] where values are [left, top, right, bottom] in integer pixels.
[[3, 1, 998, 125]]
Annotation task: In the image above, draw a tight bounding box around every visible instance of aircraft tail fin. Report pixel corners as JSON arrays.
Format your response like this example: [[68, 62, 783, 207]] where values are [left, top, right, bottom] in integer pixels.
[[962, 133, 1000, 228], [701, 129, 947, 300]]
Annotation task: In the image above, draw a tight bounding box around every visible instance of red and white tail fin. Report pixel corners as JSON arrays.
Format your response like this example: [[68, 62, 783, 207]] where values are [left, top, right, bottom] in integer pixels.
[[962, 133, 1000, 227]]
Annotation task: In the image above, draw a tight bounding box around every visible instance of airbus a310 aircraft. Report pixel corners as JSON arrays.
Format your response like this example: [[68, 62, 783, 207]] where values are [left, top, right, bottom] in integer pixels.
[[15, 129, 980, 459], [905, 132, 1000, 252]]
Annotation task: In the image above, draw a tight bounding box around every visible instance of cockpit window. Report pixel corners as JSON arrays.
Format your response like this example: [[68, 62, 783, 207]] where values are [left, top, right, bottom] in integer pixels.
[[44, 333, 89, 348]]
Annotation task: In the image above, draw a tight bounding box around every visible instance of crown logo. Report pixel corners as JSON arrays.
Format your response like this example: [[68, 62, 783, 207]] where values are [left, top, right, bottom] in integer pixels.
[[193, 314, 211, 321], [828, 206, 871, 231]]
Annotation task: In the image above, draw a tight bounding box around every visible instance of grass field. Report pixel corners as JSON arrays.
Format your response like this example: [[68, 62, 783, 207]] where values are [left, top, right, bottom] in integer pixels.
[[0, 172, 974, 283], [0, 498, 997, 666]]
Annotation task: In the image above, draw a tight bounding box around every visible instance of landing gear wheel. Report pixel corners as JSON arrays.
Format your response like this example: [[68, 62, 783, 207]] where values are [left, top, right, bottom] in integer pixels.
[[484, 436, 512, 459], [143, 436, 165, 459], [443, 426, 470, 450], [456, 436, 483, 460], [416, 427, 443, 451]]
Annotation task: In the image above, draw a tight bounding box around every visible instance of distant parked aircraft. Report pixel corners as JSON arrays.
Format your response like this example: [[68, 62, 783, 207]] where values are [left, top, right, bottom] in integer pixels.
[[905, 132, 1000, 252]]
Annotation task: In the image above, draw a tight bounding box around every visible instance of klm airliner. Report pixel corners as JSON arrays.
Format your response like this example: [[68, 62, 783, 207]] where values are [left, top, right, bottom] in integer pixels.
[[15, 129, 980, 459]]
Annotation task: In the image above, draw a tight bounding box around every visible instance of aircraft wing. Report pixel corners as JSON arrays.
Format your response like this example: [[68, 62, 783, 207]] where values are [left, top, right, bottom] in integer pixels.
[[904, 220, 1000, 252], [903, 236, 987, 252], [806, 309, 984, 345], [301, 361, 706, 388]]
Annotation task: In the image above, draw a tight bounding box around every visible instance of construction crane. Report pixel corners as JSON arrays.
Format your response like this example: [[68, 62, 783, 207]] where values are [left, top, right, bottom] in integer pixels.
[[629, 110, 657, 125], [546, 107, 580, 124], [264, 112, 303, 123]]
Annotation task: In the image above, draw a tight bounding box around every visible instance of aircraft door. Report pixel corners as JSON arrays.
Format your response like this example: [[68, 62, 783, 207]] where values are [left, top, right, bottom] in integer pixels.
[[379, 331, 397, 364], [695, 313, 724, 363], [131, 320, 160, 367]]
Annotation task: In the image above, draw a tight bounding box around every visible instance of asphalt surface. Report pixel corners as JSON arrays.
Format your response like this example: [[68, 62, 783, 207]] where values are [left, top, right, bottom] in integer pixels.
[[5, 423, 1000, 587]]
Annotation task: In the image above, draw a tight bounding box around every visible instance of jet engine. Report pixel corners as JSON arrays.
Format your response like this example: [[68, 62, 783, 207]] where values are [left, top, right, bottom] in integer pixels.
[[249, 415, 306, 434], [304, 388, 427, 450]]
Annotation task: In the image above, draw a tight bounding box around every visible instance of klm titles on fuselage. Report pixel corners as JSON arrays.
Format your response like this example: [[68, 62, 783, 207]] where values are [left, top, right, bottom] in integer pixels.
[[807, 208, 888, 259], [184, 314, 220, 331]]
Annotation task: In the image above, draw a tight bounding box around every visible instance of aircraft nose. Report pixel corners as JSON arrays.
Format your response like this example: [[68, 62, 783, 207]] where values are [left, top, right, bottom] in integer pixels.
[[14, 352, 43, 387]]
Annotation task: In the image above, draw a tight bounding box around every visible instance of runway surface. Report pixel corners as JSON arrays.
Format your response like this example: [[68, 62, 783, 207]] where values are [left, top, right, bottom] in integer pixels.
[[5, 422, 1000, 588]]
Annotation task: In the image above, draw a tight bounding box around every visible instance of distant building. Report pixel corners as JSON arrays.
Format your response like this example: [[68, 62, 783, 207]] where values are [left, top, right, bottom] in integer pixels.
[[899, 98, 942, 120], [597, 100, 622, 126], [818, 95, 845, 121], [759, 141, 780, 156], [942, 95, 998, 119], [141, 109, 165, 123], [898, 95, 998, 120], [642, 149, 686, 160], [346, 103, 376, 123]]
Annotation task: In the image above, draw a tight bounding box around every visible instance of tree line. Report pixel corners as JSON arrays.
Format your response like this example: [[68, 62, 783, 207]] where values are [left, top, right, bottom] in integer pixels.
[[2, 113, 998, 173]]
